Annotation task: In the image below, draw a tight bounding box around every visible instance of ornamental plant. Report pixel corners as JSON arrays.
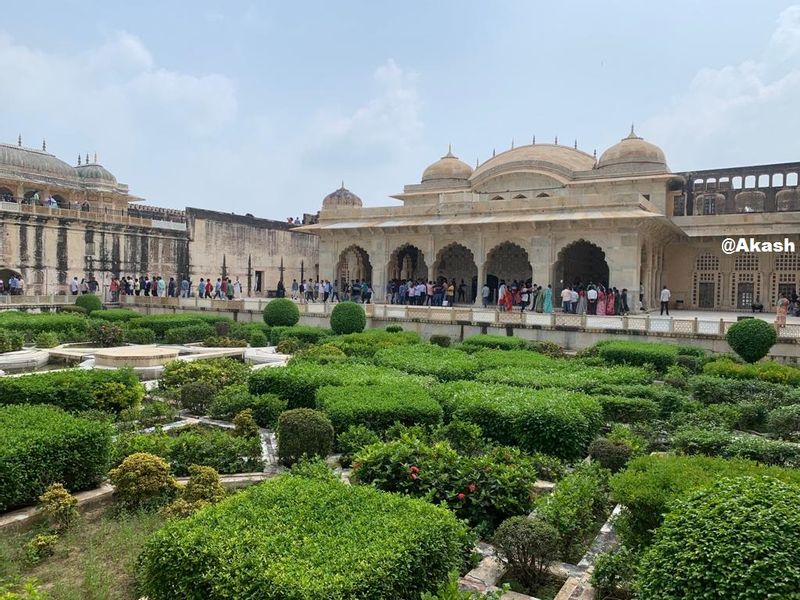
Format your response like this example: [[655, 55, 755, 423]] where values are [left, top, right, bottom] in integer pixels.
[[725, 318, 777, 363], [74, 293, 102, 313], [89, 321, 124, 347], [263, 297, 300, 327], [38, 483, 79, 531], [276, 408, 334, 466], [637, 476, 800, 600], [33, 331, 59, 348], [233, 409, 260, 438], [329, 301, 366, 334], [493, 516, 560, 591], [374, 344, 479, 381], [108, 452, 180, 511], [209, 384, 286, 427], [0, 330, 24, 353], [160, 357, 250, 393]]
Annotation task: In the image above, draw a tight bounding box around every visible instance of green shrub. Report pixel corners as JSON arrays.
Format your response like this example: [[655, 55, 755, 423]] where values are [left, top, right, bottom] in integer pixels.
[[276, 337, 301, 354], [596, 395, 659, 423], [90, 308, 140, 322], [108, 452, 179, 510], [703, 356, 800, 386], [352, 437, 541, 533], [477, 364, 654, 391], [606, 424, 649, 456], [596, 340, 678, 372], [59, 304, 88, 314], [375, 344, 479, 381], [118, 399, 177, 431], [385, 324, 403, 333], [181, 464, 226, 504], [204, 336, 247, 348], [137, 475, 472, 599], [461, 334, 526, 351], [329, 301, 366, 334], [164, 323, 215, 344], [159, 358, 249, 393], [0, 368, 143, 413], [535, 463, 609, 560], [675, 403, 743, 430], [0, 329, 25, 353], [726, 318, 777, 363], [766, 404, 800, 439], [429, 335, 452, 347], [74, 294, 102, 313], [609, 454, 800, 548], [38, 483, 79, 531], [124, 315, 204, 338], [248, 331, 268, 347], [209, 384, 286, 428], [123, 327, 156, 344], [233, 409, 260, 438], [493, 516, 560, 591], [317, 383, 443, 437], [33, 331, 59, 348], [589, 437, 634, 473], [326, 329, 421, 358], [25, 533, 58, 565], [637, 476, 800, 600], [290, 343, 348, 364], [673, 426, 800, 466], [472, 348, 560, 370], [0, 311, 89, 340], [433, 381, 603, 460], [229, 321, 271, 342], [431, 419, 486, 457], [662, 364, 689, 389], [277, 408, 334, 466], [179, 381, 216, 415], [89, 320, 124, 347], [674, 354, 701, 373], [262, 298, 300, 327], [591, 546, 638, 600], [337, 424, 381, 466], [249, 361, 434, 409], [527, 340, 564, 357], [289, 455, 339, 482], [688, 374, 800, 408], [269, 324, 331, 346]]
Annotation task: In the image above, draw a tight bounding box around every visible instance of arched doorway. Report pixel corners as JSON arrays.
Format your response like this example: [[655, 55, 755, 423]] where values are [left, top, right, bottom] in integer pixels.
[[336, 245, 372, 287], [389, 244, 427, 281], [52, 194, 67, 209], [553, 240, 609, 288], [485, 242, 532, 302], [0, 268, 22, 292], [0, 187, 14, 202], [433, 243, 478, 303]]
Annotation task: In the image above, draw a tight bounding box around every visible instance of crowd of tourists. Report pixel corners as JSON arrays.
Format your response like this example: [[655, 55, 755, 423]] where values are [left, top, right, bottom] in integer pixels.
[[0, 274, 24, 294], [290, 279, 373, 304], [386, 279, 470, 306]]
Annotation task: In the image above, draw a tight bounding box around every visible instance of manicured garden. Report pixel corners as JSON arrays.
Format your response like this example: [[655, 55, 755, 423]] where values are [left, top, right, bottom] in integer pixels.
[[1, 306, 800, 599]]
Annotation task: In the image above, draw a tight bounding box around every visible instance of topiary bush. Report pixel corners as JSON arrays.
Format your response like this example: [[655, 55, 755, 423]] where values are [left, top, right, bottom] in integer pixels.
[[178, 381, 216, 415], [637, 476, 800, 600], [461, 334, 526, 351], [337, 424, 381, 467], [595, 394, 660, 423], [589, 437, 634, 473], [123, 327, 157, 345], [269, 325, 332, 346], [326, 329, 420, 358], [203, 336, 248, 348], [329, 301, 366, 334], [0, 311, 89, 340], [90, 308, 141, 322], [672, 425, 800, 467], [233, 409, 260, 438], [493, 516, 559, 591], [0, 329, 25, 353], [89, 320, 124, 347], [374, 344, 479, 381], [290, 343, 348, 365], [275, 337, 301, 354], [159, 357, 250, 393], [702, 356, 800, 386], [209, 384, 287, 428], [766, 404, 800, 440], [591, 546, 638, 600], [248, 331, 268, 347], [137, 475, 472, 599], [277, 408, 334, 466], [164, 323, 215, 345], [108, 452, 180, 510], [725, 318, 777, 363], [596, 341, 678, 372], [527, 340, 564, 357], [33, 331, 59, 348], [74, 294, 102, 313], [181, 464, 226, 505], [385, 324, 403, 333], [688, 374, 800, 408], [429, 334, 451, 347], [263, 297, 300, 327]]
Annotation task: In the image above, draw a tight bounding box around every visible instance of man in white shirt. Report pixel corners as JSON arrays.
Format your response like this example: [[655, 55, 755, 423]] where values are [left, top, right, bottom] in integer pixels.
[[560, 287, 572, 312], [69, 277, 79, 295], [660, 286, 671, 315], [587, 286, 598, 315], [570, 288, 579, 314]]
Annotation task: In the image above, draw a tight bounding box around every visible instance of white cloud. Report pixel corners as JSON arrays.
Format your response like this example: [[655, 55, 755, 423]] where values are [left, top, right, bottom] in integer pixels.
[[644, 5, 800, 169]]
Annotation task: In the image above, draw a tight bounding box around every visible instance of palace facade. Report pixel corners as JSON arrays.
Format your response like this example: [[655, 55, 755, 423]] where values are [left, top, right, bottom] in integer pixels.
[[303, 128, 800, 311], [0, 139, 318, 295]]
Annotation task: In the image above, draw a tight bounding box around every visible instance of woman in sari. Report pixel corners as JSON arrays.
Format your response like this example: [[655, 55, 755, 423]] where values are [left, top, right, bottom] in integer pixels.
[[543, 284, 553, 313], [576, 288, 587, 315], [606, 287, 616, 315], [776, 295, 789, 329], [534, 286, 545, 313], [597, 286, 606, 316]]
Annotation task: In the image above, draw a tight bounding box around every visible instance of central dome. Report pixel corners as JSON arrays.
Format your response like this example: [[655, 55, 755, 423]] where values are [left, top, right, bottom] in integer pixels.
[[470, 143, 596, 182], [323, 183, 362, 209], [421, 147, 473, 183], [0, 143, 77, 180], [597, 127, 668, 174]]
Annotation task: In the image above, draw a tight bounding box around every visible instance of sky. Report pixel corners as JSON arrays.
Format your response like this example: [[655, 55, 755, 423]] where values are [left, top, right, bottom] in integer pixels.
[[2, 1, 800, 218]]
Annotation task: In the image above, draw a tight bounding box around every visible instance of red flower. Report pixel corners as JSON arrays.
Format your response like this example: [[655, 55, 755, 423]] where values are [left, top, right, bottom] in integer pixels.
[[457, 493, 466, 502], [467, 483, 476, 493], [410, 465, 420, 474], [410, 473, 418, 480]]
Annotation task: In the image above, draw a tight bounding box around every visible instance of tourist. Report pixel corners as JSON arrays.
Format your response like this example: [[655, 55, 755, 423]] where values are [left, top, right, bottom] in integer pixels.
[[621, 288, 630, 315], [660, 285, 671, 315], [520, 283, 530, 313], [606, 287, 616, 315], [69, 276, 79, 296], [776, 295, 789, 329], [226, 279, 234, 300], [457, 280, 467, 303], [307, 280, 317, 303], [481, 281, 490, 308], [331, 280, 340, 302], [570, 287, 579, 314], [197, 278, 205, 298], [234, 277, 242, 298], [319, 280, 326, 302], [276, 279, 285, 298], [639, 284, 645, 311], [79, 278, 89, 294], [426, 280, 434, 306], [168, 277, 176, 298], [205, 278, 213, 298], [16, 276, 24, 295], [560, 286, 571, 313], [213, 278, 222, 299], [587, 285, 597, 315], [362, 281, 372, 304], [157, 276, 166, 297], [543, 284, 553, 313], [291, 279, 299, 300], [445, 280, 455, 307], [577, 288, 587, 315], [181, 277, 189, 298]]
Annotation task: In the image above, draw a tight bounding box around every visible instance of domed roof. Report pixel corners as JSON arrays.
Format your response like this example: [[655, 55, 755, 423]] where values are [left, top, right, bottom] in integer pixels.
[[323, 183, 362, 209], [596, 127, 668, 174], [76, 161, 117, 185], [0, 143, 77, 180], [421, 146, 473, 183], [470, 143, 596, 182]]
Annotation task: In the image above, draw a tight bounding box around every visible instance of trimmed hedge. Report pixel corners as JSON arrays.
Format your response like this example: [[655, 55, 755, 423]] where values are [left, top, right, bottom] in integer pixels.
[[0, 405, 113, 510], [248, 361, 434, 409], [0, 368, 143, 413], [477, 364, 654, 391], [0, 329, 24, 353], [209, 384, 286, 428], [460, 334, 527, 351], [159, 358, 250, 393], [595, 341, 678, 372], [75, 294, 102, 313], [374, 344, 479, 381], [595, 395, 660, 423], [637, 476, 800, 599], [329, 301, 366, 335], [137, 475, 471, 599], [263, 298, 300, 326], [433, 381, 603, 460], [703, 357, 800, 386], [326, 329, 420, 358], [276, 408, 334, 466], [127, 313, 234, 339], [472, 349, 560, 371], [609, 454, 800, 548], [688, 374, 800, 409], [90, 308, 140, 322], [672, 426, 800, 467], [164, 323, 216, 344], [726, 318, 777, 363], [0, 312, 89, 339], [123, 327, 157, 345], [317, 383, 443, 436], [269, 325, 332, 346]]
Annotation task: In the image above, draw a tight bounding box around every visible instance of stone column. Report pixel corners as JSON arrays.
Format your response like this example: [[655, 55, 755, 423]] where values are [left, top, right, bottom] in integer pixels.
[[474, 260, 486, 306], [606, 233, 641, 314]]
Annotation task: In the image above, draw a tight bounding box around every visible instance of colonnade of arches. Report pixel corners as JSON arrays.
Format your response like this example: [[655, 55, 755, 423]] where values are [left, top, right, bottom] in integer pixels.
[[333, 238, 614, 305]]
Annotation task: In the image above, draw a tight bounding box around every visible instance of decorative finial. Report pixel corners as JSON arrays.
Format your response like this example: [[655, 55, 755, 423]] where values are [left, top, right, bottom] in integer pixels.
[[93, 152, 97, 163], [86, 153, 89, 164], [511, 138, 514, 149], [593, 149, 597, 159], [42, 139, 46, 152], [574, 139, 577, 149], [17, 134, 21, 147], [476, 157, 479, 168], [532, 134, 536, 145], [77, 154, 81, 166], [448, 143, 452, 154], [554, 135, 558, 145], [630, 123, 635, 136], [492, 148, 496, 157]]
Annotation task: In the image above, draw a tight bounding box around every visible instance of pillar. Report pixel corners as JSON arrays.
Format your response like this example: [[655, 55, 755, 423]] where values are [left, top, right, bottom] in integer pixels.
[[474, 261, 486, 306]]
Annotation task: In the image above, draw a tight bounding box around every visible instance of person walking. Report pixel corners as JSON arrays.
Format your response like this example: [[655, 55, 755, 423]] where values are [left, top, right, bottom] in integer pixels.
[[660, 285, 671, 315], [291, 279, 299, 300], [776, 295, 789, 329], [181, 277, 189, 298], [481, 281, 490, 308], [69, 276, 79, 296], [233, 277, 242, 298]]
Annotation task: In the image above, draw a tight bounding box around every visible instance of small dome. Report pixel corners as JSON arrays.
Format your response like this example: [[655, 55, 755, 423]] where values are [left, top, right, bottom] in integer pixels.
[[421, 146, 473, 183], [776, 188, 800, 212], [76, 162, 117, 185], [597, 127, 668, 174], [0, 143, 77, 180], [323, 183, 362, 209]]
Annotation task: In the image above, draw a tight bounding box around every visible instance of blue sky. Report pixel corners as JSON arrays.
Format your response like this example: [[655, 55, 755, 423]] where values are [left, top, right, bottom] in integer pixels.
[[2, 1, 799, 217]]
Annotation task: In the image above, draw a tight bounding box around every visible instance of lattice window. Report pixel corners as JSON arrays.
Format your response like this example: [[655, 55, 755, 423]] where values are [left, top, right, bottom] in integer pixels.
[[734, 254, 760, 271], [775, 252, 799, 271], [695, 253, 720, 271], [703, 195, 716, 215]]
